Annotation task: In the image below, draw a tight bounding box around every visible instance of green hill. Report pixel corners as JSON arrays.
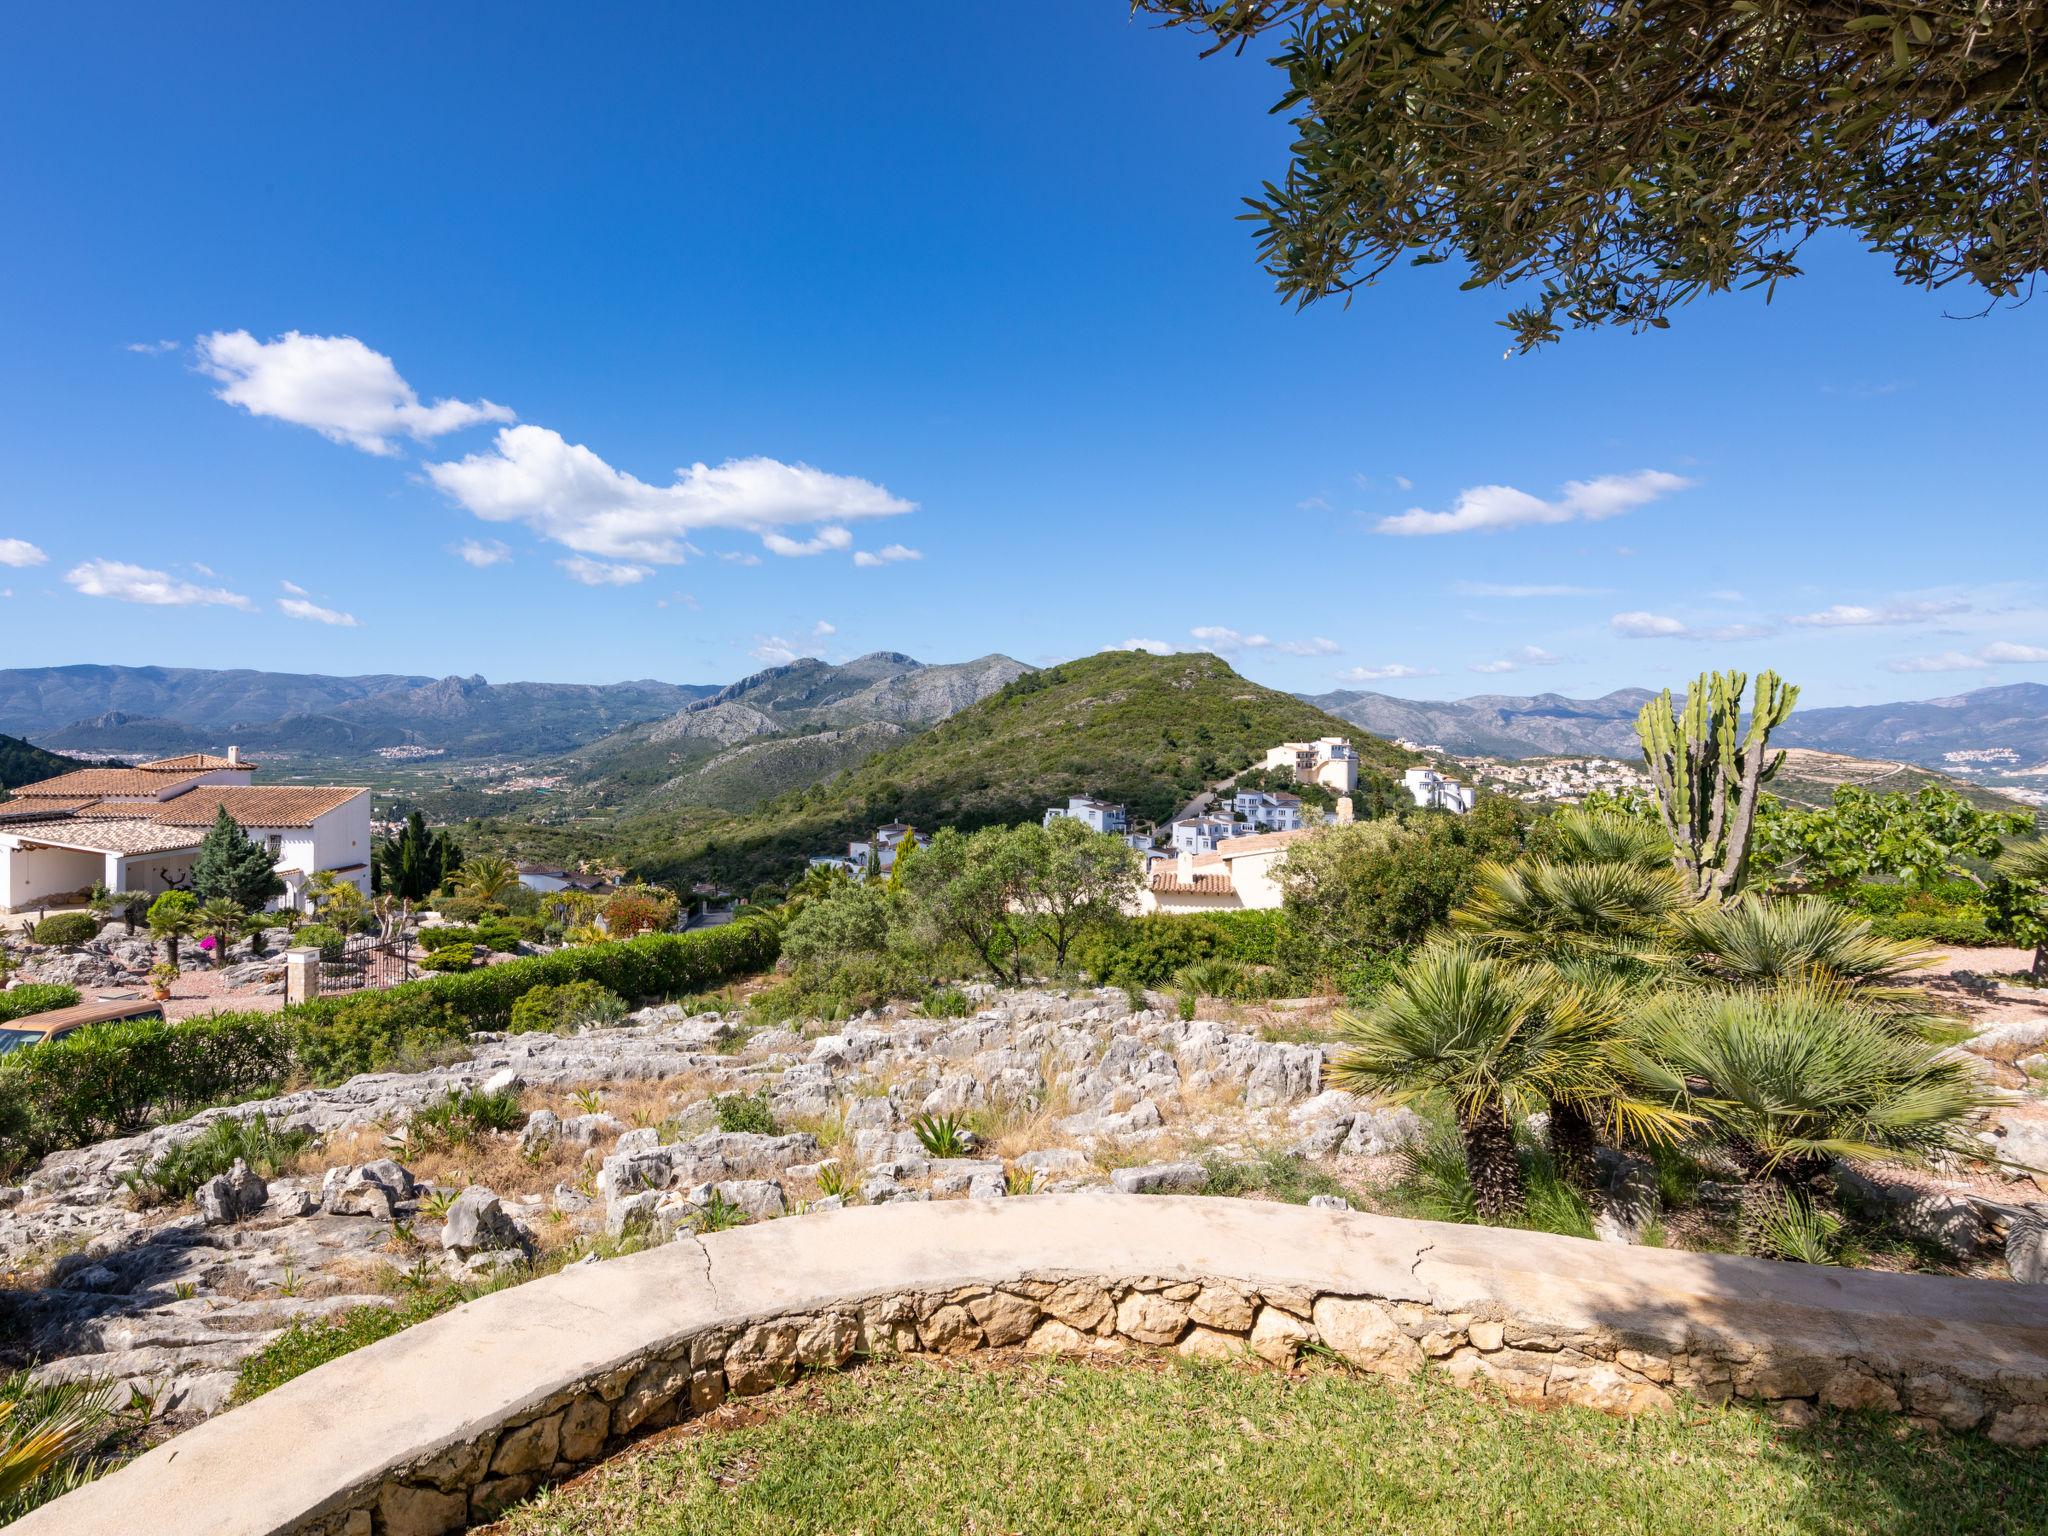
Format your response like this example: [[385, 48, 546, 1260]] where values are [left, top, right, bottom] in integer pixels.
[[0, 733, 90, 795], [489, 651, 1419, 888]]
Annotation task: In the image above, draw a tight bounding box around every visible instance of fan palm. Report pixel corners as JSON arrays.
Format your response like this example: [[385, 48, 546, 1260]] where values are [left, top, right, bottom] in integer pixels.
[[1451, 856, 1689, 1185], [1631, 981, 1993, 1247], [1333, 942, 1614, 1219], [457, 855, 518, 905], [1539, 808, 1674, 871], [1994, 837, 2048, 984], [1666, 896, 1941, 1024]]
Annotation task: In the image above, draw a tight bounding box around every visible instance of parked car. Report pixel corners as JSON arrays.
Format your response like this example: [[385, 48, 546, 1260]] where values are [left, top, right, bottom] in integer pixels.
[[0, 996, 166, 1056]]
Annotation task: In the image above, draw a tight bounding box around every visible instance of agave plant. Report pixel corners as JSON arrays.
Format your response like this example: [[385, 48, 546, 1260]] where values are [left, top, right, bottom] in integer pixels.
[[1631, 981, 1994, 1249], [1666, 896, 1942, 1023], [1332, 942, 1618, 1220]]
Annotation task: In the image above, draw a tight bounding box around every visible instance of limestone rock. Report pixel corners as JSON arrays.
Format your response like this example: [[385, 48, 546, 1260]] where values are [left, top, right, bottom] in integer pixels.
[[1311, 1296, 1423, 1377], [1110, 1161, 1207, 1196], [194, 1159, 267, 1226], [440, 1187, 531, 1257]]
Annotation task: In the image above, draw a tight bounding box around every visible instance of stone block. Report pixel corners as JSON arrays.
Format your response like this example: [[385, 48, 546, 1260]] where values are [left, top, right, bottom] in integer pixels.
[[1115, 1289, 1190, 1345], [1249, 1305, 1312, 1365], [1311, 1297, 1423, 1377]]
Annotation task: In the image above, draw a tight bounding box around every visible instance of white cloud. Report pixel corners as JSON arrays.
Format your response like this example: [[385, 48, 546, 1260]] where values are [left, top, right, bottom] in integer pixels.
[[1338, 663, 1440, 682], [853, 543, 922, 568], [278, 595, 361, 627], [1190, 626, 1340, 658], [65, 558, 253, 610], [761, 525, 853, 558], [1393, 475, 1413, 491], [0, 538, 48, 568], [1297, 495, 1332, 512], [1111, 638, 1174, 656], [750, 636, 802, 665], [198, 330, 513, 456], [1470, 645, 1566, 674], [1886, 651, 1983, 674], [718, 550, 761, 566], [1788, 598, 1971, 628], [279, 578, 307, 596], [453, 538, 512, 568], [125, 339, 179, 355], [1611, 611, 1772, 642], [1453, 580, 1609, 598], [556, 556, 654, 587], [1892, 641, 2048, 672], [427, 424, 910, 565], [1377, 470, 1693, 537], [812, 620, 836, 638], [1981, 640, 2048, 663]]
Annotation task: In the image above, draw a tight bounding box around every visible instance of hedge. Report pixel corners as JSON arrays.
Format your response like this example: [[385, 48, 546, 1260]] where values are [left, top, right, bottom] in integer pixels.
[[31, 913, 99, 947], [0, 918, 780, 1176], [1071, 911, 1286, 989], [0, 984, 81, 1025]]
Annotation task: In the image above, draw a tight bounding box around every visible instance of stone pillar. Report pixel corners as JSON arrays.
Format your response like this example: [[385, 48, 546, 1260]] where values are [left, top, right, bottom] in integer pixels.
[[1335, 795, 1355, 825], [285, 947, 320, 1006]]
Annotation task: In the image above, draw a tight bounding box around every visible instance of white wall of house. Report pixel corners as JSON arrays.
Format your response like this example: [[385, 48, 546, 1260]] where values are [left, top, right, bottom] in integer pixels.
[[1, 842, 106, 910], [1138, 883, 1243, 914], [115, 850, 200, 899]]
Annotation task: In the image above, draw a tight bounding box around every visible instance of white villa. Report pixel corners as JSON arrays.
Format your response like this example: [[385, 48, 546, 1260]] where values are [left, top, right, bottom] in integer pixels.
[[810, 822, 929, 882], [1138, 829, 1311, 914], [1262, 737, 1359, 795], [1230, 788, 1304, 832], [1042, 795, 1127, 835], [0, 749, 372, 914], [1402, 766, 1477, 814]]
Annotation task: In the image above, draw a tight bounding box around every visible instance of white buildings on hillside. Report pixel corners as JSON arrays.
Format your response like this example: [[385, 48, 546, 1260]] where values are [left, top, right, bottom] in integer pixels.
[[1042, 796, 1127, 835], [810, 822, 929, 882], [0, 749, 372, 913], [1168, 813, 1243, 856], [1139, 829, 1310, 914], [1230, 789, 1303, 832], [1263, 737, 1358, 794], [1402, 766, 1476, 813]]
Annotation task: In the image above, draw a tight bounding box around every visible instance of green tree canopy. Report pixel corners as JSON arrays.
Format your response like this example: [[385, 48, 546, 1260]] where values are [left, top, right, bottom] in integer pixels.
[[1754, 782, 2035, 892], [190, 807, 284, 910], [376, 811, 462, 901], [1140, 1, 2048, 348]]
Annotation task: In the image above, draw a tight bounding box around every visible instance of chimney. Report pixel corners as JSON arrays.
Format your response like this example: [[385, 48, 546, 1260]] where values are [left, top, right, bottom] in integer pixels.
[[227, 745, 241, 767], [1176, 850, 1194, 885]]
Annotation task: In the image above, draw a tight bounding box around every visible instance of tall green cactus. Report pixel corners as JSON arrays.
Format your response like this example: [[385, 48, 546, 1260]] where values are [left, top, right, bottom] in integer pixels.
[[1635, 670, 1799, 903]]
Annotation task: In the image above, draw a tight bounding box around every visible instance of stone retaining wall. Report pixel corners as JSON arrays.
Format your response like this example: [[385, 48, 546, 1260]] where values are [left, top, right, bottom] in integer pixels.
[[23, 1197, 2048, 1536]]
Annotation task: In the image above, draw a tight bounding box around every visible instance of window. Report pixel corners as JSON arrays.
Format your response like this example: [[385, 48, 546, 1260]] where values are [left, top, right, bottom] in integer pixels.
[[267, 834, 282, 857]]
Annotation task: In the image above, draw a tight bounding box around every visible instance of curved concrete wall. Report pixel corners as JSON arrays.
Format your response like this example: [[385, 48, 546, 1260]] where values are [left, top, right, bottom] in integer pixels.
[[23, 1197, 2048, 1536]]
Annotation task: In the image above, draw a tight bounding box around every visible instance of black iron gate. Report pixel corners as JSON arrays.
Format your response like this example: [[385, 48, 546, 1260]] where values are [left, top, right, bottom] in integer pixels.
[[324, 930, 412, 993]]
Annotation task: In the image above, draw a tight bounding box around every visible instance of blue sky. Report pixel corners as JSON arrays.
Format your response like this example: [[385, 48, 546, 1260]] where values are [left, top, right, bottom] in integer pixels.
[[2, 3, 2043, 709]]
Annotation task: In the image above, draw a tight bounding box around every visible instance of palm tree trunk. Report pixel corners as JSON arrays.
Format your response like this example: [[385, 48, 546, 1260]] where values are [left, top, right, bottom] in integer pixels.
[[2032, 941, 2047, 987], [1461, 1107, 1525, 1222], [1548, 1099, 1598, 1190]]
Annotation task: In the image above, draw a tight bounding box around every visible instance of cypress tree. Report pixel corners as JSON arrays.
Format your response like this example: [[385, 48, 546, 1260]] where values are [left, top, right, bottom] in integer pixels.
[[190, 807, 285, 910]]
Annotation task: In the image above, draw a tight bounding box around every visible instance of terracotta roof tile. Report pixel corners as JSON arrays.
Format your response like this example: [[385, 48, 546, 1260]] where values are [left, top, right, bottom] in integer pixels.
[[144, 785, 367, 828], [4, 818, 202, 855], [139, 753, 250, 772], [10, 767, 209, 799], [1148, 872, 1235, 895]]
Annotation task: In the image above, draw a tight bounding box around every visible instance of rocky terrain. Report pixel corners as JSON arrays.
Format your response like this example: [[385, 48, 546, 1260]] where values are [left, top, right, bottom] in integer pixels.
[[2, 975, 2043, 1433]]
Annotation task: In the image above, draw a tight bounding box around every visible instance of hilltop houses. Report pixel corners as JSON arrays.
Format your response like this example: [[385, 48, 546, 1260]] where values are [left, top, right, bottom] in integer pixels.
[[809, 822, 929, 882], [1230, 788, 1303, 832], [1140, 829, 1310, 914], [1042, 796, 1127, 835], [1401, 766, 1477, 813], [0, 748, 372, 913], [1262, 737, 1359, 795]]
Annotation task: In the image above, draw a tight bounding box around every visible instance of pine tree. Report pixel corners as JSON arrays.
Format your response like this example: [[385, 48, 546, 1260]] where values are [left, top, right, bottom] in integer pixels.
[[190, 807, 285, 910]]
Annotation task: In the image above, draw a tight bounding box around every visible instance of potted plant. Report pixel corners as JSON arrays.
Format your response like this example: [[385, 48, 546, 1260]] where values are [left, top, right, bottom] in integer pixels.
[[149, 961, 179, 1001]]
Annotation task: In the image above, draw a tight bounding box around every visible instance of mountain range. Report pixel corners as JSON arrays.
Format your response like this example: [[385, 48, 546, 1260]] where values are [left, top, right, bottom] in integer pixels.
[[1306, 682, 2048, 769]]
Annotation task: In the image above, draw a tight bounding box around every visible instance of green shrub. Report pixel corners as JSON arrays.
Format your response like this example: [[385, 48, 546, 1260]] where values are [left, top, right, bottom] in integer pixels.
[[1840, 880, 1997, 946], [288, 992, 469, 1086], [1867, 908, 1995, 946], [295, 923, 346, 961], [1072, 911, 1285, 989], [421, 925, 481, 951], [917, 986, 972, 1019], [477, 918, 539, 951], [712, 1091, 777, 1135], [124, 1113, 313, 1206], [0, 983, 81, 1024], [508, 980, 628, 1035], [1172, 958, 1281, 1002], [0, 1011, 293, 1174], [406, 1088, 523, 1149], [912, 1112, 972, 1157], [433, 896, 489, 924], [31, 913, 99, 947], [419, 949, 477, 973]]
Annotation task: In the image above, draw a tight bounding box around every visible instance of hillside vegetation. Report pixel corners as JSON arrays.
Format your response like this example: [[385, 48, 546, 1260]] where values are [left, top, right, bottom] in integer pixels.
[[0, 733, 88, 794], [492, 651, 1417, 887]]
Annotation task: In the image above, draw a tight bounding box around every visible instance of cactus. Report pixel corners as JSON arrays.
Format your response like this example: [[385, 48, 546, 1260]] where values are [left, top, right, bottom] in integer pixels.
[[1634, 670, 1799, 902]]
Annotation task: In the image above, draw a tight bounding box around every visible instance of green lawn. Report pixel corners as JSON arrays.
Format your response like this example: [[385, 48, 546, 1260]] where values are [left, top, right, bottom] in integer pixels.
[[484, 1357, 2044, 1536]]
